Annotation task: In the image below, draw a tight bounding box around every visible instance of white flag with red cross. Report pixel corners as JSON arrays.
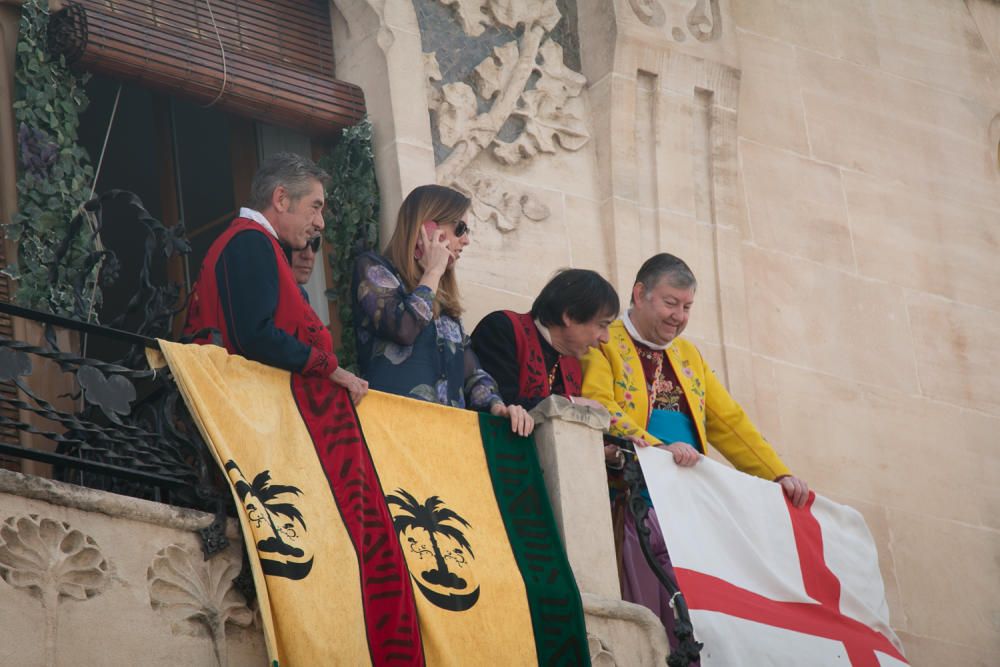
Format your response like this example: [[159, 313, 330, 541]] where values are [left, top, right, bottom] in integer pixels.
[[636, 447, 909, 667]]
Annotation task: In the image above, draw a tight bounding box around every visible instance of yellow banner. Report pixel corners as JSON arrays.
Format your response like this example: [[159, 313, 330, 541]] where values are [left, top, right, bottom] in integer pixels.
[[159, 341, 371, 667], [159, 341, 555, 666], [357, 391, 539, 666]]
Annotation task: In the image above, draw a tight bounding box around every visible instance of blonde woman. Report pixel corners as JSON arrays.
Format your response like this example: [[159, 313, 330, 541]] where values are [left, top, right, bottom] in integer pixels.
[[352, 185, 533, 435]]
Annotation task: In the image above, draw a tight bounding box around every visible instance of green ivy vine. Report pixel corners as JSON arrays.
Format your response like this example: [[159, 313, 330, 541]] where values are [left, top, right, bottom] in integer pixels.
[[319, 117, 380, 373], [5, 0, 99, 318]]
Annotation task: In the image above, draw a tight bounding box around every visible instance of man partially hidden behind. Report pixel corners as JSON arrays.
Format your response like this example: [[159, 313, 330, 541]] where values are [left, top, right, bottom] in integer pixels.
[[471, 269, 619, 410], [184, 152, 367, 402], [581, 253, 808, 651], [289, 234, 320, 301]]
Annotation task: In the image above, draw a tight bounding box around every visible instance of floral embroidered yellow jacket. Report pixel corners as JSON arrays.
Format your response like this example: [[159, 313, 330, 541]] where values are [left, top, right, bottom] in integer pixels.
[[581, 319, 791, 481]]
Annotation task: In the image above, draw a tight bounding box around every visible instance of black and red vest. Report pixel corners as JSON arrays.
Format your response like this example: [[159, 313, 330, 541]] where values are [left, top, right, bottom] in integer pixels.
[[184, 218, 335, 377], [503, 311, 582, 401]]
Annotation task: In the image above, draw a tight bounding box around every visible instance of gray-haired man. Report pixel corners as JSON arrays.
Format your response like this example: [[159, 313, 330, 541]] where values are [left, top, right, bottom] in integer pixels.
[[184, 152, 366, 402]]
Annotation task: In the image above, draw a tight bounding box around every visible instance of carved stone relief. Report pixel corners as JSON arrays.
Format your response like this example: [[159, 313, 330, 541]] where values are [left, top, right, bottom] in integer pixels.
[[421, 0, 590, 232], [628, 0, 723, 43], [147, 544, 253, 667], [0, 514, 111, 666], [687, 0, 722, 41], [627, 0, 665, 27], [460, 167, 551, 232]]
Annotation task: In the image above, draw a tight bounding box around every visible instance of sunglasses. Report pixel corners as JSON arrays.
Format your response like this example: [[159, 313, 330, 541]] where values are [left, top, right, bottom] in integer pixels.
[[305, 236, 322, 253], [435, 220, 469, 237]]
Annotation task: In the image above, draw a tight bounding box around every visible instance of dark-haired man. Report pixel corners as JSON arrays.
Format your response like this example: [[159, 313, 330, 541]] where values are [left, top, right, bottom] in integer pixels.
[[184, 152, 366, 403], [471, 268, 620, 410]]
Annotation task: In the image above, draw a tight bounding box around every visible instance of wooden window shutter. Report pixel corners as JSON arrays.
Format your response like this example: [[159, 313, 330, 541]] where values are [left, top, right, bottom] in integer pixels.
[[48, 0, 366, 137]]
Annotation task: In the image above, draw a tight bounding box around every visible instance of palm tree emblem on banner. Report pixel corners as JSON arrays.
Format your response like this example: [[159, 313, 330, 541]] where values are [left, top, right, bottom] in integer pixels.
[[387, 489, 480, 611], [225, 460, 314, 580]]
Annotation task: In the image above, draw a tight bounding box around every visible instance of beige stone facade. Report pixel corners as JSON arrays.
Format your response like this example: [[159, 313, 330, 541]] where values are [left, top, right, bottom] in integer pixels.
[[0, 470, 267, 666], [0, 0, 998, 665], [332, 1, 998, 664], [734, 3, 999, 662]]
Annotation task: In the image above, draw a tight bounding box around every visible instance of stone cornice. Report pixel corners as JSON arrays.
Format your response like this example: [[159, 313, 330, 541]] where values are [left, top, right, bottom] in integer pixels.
[[0, 469, 239, 537], [528, 394, 611, 430]]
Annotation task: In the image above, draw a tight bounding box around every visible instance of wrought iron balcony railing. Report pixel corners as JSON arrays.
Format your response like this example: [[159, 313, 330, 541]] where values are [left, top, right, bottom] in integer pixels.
[[0, 301, 234, 559]]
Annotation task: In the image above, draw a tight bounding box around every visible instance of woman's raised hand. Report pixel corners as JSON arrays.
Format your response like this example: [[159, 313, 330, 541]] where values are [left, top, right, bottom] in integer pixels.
[[490, 402, 535, 437], [417, 225, 452, 277]]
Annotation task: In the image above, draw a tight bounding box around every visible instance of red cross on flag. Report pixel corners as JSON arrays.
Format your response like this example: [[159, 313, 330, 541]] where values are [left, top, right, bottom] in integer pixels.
[[636, 447, 909, 667]]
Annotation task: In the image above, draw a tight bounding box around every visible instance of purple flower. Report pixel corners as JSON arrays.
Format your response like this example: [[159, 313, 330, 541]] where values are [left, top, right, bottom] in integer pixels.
[[410, 294, 432, 321], [382, 342, 413, 365], [468, 383, 495, 409], [366, 264, 399, 289], [17, 123, 58, 178], [435, 316, 463, 344], [435, 379, 449, 404]]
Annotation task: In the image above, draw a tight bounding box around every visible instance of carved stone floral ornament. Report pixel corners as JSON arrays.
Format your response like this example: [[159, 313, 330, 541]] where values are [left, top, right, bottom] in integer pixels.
[[629, 0, 723, 42], [0, 514, 111, 666], [426, 0, 590, 231], [147, 544, 253, 667]]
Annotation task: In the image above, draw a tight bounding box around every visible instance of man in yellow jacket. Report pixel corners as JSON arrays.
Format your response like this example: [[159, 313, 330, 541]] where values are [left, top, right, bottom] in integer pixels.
[[581, 252, 809, 646]]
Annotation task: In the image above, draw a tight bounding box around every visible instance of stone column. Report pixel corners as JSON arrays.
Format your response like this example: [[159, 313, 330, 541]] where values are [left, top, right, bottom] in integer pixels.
[[530, 396, 672, 665], [529, 395, 619, 600], [576, 0, 760, 413], [328, 0, 437, 245]]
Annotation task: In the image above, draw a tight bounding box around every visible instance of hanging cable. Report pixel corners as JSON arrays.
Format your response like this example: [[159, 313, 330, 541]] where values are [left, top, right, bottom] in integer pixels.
[[202, 0, 229, 108], [81, 82, 122, 342], [89, 82, 121, 199]]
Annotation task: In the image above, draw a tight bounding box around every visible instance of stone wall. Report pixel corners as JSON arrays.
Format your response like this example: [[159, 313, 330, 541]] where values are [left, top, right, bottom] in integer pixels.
[[328, 1, 1000, 665], [732, 2, 999, 664], [0, 471, 268, 667], [0, 0, 997, 664]]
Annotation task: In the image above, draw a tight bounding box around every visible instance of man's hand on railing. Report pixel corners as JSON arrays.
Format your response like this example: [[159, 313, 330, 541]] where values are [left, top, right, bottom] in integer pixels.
[[331, 367, 369, 405]]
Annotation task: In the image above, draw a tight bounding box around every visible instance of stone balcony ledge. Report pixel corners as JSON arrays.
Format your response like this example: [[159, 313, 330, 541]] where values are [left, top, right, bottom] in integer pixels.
[[0, 468, 238, 536], [529, 393, 611, 430], [0, 394, 669, 666]]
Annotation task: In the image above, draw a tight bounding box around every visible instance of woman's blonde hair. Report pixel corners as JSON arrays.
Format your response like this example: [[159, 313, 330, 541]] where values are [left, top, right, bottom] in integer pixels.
[[384, 184, 470, 319]]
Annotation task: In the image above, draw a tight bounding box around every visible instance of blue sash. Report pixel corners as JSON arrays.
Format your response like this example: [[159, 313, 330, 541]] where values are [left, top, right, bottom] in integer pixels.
[[648, 409, 702, 453]]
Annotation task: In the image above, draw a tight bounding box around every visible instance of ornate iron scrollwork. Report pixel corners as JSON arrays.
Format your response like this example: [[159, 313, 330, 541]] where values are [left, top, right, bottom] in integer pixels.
[[0, 189, 243, 588], [616, 439, 703, 667]]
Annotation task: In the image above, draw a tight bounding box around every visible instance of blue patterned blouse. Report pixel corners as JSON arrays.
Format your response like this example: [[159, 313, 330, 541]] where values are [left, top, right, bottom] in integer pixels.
[[352, 251, 503, 411]]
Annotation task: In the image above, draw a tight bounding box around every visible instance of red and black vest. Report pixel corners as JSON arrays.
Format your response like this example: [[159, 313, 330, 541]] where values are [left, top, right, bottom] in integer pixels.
[[503, 311, 582, 401], [184, 218, 335, 376]]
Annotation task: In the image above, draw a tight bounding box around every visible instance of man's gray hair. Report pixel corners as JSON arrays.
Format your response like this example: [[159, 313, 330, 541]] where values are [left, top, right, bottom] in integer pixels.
[[247, 152, 330, 211], [633, 253, 697, 301]]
